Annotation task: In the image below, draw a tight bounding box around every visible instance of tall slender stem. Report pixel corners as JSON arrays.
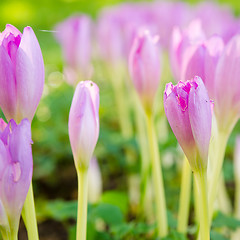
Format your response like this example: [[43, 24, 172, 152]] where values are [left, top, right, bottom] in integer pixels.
[[146, 113, 168, 237], [208, 130, 229, 222], [22, 181, 39, 240], [194, 170, 209, 240], [231, 177, 240, 240], [177, 156, 192, 234], [76, 169, 88, 240]]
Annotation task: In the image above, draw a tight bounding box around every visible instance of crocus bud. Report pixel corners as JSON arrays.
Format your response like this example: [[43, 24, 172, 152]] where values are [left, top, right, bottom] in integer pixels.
[[0, 24, 45, 123], [214, 35, 240, 133], [0, 118, 33, 236], [68, 81, 99, 170], [88, 157, 102, 203], [55, 15, 93, 86], [129, 29, 161, 114], [164, 76, 212, 172]]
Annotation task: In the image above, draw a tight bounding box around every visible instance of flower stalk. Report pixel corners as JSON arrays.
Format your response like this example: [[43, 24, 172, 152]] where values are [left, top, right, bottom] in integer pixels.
[[77, 168, 88, 240], [146, 112, 168, 237], [22, 183, 39, 240], [194, 168, 209, 240], [177, 156, 192, 234]]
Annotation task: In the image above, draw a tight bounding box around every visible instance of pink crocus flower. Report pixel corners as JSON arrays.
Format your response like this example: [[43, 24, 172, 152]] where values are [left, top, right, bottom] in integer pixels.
[[0, 118, 33, 237], [0, 24, 45, 123], [214, 35, 240, 133], [68, 81, 99, 170], [129, 29, 161, 114], [55, 15, 93, 86], [181, 35, 224, 100], [164, 76, 212, 171], [170, 19, 206, 82]]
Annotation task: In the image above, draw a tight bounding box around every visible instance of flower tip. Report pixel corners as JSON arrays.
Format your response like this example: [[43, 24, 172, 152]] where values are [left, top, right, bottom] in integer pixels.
[[164, 83, 174, 98]]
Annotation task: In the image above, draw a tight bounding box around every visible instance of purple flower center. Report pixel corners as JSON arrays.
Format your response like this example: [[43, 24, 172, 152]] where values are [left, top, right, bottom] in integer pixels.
[[172, 80, 198, 112]]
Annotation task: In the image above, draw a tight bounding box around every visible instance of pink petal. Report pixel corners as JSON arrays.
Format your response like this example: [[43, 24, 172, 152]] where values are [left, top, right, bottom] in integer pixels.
[[189, 77, 212, 166], [15, 26, 44, 122], [0, 46, 17, 121]]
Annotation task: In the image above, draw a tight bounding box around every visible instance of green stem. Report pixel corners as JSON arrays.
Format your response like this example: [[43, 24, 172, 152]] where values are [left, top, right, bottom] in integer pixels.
[[76, 169, 88, 240], [0, 227, 18, 240], [177, 156, 192, 234], [146, 113, 168, 237], [22, 181, 39, 240], [194, 170, 209, 240], [235, 178, 240, 219], [133, 97, 151, 218], [208, 130, 229, 222], [231, 178, 240, 240], [217, 173, 232, 215]]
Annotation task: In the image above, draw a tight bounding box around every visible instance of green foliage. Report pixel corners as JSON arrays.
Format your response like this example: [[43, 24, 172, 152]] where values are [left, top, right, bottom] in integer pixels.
[[100, 191, 128, 216], [210, 231, 229, 240], [212, 211, 240, 231]]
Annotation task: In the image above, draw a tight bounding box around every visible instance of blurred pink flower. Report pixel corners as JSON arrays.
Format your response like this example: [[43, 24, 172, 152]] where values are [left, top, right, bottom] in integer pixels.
[[214, 35, 240, 132], [68, 81, 99, 170], [55, 15, 93, 86], [0, 24, 44, 123], [129, 29, 161, 113], [170, 19, 206, 82], [193, 2, 239, 43], [164, 76, 212, 171]]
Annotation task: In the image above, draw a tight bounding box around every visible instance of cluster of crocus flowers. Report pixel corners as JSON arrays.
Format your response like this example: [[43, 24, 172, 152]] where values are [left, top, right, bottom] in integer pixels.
[[0, 119, 33, 240], [69, 80, 100, 240], [164, 76, 212, 240], [0, 24, 45, 240]]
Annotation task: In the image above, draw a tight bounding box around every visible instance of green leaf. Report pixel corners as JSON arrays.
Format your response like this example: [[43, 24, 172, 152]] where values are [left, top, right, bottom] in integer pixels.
[[212, 212, 240, 230], [89, 203, 124, 226], [36, 200, 78, 221], [101, 191, 128, 215], [133, 222, 156, 235], [210, 231, 229, 240], [162, 230, 187, 240], [111, 223, 134, 239], [167, 210, 177, 228]]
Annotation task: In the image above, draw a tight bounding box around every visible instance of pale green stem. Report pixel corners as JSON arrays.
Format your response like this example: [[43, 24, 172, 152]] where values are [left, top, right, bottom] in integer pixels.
[[76, 169, 88, 240], [177, 156, 192, 234], [0, 226, 18, 240], [194, 170, 209, 240], [22, 182, 39, 240], [133, 96, 151, 216], [146, 113, 168, 237], [235, 178, 240, 219], [208, 130, 229, 222], [194, 177, 200, 224], [217, 173, 232, 215], [231, 174, 240, 240]]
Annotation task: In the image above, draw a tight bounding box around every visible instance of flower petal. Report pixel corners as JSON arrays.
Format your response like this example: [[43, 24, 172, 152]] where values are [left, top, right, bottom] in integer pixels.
[[16, 26, 44, 122]]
